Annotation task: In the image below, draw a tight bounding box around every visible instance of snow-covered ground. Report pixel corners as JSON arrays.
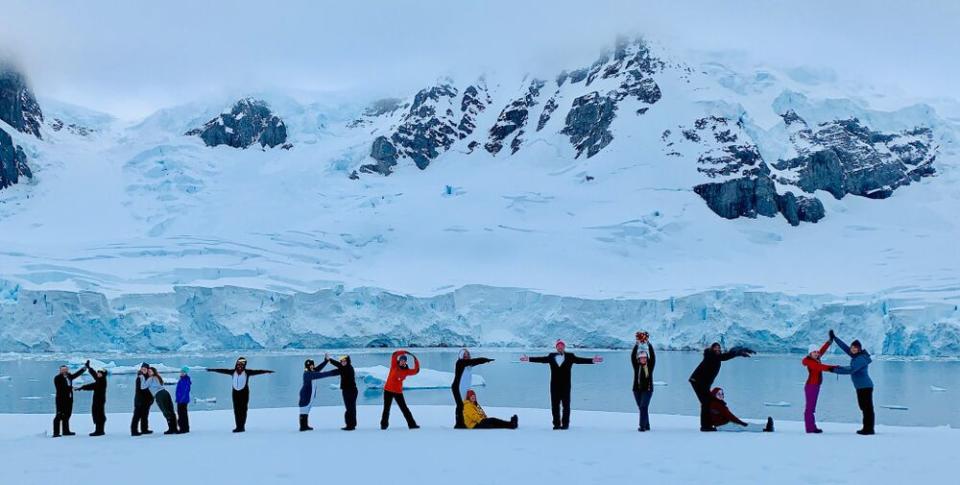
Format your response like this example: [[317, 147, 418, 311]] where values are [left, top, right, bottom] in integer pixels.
[[0, 405, 952, 484]]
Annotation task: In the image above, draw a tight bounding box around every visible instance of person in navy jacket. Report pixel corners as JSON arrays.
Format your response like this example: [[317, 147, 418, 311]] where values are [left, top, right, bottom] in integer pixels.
[[298, 357, 338, 431]]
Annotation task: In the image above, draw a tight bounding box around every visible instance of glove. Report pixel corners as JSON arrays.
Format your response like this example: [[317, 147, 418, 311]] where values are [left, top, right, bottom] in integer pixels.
[[85, 359, 91, 367], [829, 329, 836, 340]]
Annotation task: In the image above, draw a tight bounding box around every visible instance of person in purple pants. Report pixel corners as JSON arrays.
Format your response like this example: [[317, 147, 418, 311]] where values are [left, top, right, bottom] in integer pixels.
[[801, 339, 837, 433]]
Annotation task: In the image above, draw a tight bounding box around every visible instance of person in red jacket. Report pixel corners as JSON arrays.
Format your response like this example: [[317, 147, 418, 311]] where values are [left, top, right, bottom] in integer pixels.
[[802, 339, 838, 433], [381, 350, 420, 430], [709, 388, 774, 432]]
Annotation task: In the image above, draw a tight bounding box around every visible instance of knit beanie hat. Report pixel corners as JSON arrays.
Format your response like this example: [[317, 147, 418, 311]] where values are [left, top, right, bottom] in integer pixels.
[[180, 366, 189, 374], [465, 389, 477, 401], [808, 344, 821, 354]]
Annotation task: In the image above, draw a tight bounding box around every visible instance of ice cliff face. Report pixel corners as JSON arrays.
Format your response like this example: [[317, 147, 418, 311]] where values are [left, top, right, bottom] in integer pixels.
[[0, 64, 43, 139], [1, 280, 956, 356], [185, 98, 288, 149]]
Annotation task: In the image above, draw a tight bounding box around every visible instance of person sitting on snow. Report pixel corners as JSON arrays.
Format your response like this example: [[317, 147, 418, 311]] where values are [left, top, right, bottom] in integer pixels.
[[381, 350, 420, 430], [689, 342, 755, 432], [452, 348, 494, 428], [463, 389, 518, 429], [709, 387, 773, 432]]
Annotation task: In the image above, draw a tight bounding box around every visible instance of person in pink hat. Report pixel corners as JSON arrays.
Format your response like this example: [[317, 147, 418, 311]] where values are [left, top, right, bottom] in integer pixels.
[[520, 339, 603, 429]]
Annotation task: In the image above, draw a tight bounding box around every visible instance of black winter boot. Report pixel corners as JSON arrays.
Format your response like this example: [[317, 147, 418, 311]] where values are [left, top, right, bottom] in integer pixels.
[[299, 414, 313, 431], [764, 417, 775, 432]]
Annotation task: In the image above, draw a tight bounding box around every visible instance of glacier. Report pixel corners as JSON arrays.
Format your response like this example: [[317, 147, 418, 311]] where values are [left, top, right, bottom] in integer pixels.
[[1, 280, 957, 357]]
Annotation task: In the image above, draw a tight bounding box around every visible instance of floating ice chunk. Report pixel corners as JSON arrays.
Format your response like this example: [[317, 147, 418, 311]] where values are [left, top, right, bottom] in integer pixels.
[[194, 397, 217, 404], [880, 404, 909, 410], [20, 396, 43, 400], [354, 365, 486, 390], [0, 376, 12, 381], [653, 381, 667, 386], [929, 385, 947, 392], [65, 358, 204, 375], [763, 401, 791, 407]]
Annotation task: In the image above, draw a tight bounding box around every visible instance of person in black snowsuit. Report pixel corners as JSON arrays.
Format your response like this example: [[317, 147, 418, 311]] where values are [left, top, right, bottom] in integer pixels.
[[52, 364, 85, 437], [131, 363, 154, 436], [326, 354, 359, 430], [76, 360, 108, 436], [631, 332, 656, 432], [207, 357, 274, 433], [452, 348, 494, 429], [689, 342, 754, 431], [521, 339, 603, 430]]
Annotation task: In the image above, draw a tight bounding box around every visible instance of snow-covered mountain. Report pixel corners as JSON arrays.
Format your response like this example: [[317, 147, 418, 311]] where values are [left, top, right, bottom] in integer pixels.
[[1, 37, 958, 355]]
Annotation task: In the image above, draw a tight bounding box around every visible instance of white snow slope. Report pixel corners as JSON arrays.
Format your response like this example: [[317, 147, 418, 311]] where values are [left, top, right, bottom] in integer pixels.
[[1, 37, 959, 354], [0, 406, 953, 485]]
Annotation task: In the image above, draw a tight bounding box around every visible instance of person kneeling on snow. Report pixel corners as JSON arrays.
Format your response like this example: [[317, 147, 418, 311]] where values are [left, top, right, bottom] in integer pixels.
[[709, 388, 773, 432], [463, 390, 518, 429]]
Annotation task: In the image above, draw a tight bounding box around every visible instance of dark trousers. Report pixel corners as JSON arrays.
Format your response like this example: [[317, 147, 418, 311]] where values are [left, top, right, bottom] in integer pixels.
[[177, 403, 190, 433], [690, 380, 713, 430], [342, 388, 358, 429], [452, 385, 466, 428], [232, 388, 249, 431], [156, 391, 178, 433], [53, 400, 73, 435], [633, 389, 654, 430], [381, 391, 417, 429], [131, 395, 153, 434], [856, 387, 875, 433], [475, 418, 514, 429], [550, 387, 571, 428], [91, 401, 106, 433]]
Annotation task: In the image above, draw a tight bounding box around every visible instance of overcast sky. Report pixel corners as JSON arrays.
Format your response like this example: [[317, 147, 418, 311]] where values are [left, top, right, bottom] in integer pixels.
[[2, 0, 957, 119]]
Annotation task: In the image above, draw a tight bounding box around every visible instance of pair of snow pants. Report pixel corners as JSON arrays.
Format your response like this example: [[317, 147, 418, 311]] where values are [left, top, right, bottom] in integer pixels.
[[804, 384, 821, 432], [381, 391, 417, 429]]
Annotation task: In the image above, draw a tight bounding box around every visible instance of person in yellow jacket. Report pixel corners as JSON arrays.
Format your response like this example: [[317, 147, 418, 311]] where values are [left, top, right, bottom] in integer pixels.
[[462, 390, 518, 429]]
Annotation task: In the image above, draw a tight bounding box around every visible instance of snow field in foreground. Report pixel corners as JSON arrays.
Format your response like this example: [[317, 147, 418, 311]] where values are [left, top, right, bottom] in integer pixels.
[[0, 405, 953, 484]]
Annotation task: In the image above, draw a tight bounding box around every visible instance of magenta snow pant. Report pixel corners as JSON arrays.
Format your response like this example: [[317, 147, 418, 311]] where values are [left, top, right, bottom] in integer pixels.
[[804, 384, 821, 432]]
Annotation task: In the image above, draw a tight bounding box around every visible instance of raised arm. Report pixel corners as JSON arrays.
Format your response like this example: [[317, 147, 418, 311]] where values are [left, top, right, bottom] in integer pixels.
[[86, 365, 99, 380], [631, 344, 640, 367], [832, 335, 853, 357], [69, 367, 86, 380], [327, 358, 343, 369], [648, 343, 656, 370], [818, 339, 832, 355], [409, 355, 420, 375]]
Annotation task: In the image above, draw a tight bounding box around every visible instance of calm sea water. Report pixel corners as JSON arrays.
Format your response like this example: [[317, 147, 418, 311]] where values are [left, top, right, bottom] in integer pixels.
[[1, 350, 957, 427]]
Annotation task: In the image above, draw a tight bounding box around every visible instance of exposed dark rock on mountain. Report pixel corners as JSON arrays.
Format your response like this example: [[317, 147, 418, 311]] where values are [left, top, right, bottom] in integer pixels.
[[187, 98, 287, 149], [0, 65, 43, 139], [49, 118, 94, 136], [0, 127, 32, 190], [485, 79, 544, 155], [562, 92, 616, 158]]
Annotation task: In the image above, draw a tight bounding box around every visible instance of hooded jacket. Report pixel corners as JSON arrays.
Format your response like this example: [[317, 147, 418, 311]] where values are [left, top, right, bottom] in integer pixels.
[[802, 340, 835, 385], [175, 375, 192, 404], [463, 399, 487, 429], [384, 350, 419, 394], [832, 336, 874, 389]]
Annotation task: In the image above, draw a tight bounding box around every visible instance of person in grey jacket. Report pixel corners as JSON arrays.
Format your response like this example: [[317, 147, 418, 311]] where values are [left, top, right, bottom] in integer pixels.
[[829, 329, 875, 435], [144, 367, 179, 434]]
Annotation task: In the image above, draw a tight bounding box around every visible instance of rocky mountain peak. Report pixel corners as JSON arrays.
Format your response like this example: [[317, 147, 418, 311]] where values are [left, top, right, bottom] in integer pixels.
[[0, 64, 44, 139], [0, 127, 32, 191], [186, 98, 288, 149]]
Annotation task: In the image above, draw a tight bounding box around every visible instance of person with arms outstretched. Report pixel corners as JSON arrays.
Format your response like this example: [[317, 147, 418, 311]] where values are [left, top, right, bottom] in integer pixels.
[[829, 329, 875, 435], [802, 339, 837, 433], [207, 357, 274, 432], [52, 363, 85, 437], [463, 389, 518, 429], [76, 360, 108, 436], [689, 342, 754, 431], [631, 331, 656, 432], [520, 339, 603, 430], [381, 350, 420, 430], [452, 348, 494, 428], [325, 354, 358, 430]]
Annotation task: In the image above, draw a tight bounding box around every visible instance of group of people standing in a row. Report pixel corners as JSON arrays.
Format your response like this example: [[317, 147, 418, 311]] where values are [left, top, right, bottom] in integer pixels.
[[50, 328, 875, 437]]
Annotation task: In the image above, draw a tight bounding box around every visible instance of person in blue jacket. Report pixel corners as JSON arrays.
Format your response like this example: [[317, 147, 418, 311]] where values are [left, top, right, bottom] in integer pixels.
[[829, 329, 875, 435], [298, 357, 338, 431], [175, 367, 192, 434]]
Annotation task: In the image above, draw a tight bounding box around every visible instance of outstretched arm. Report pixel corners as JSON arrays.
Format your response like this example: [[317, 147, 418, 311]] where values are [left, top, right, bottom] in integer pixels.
[[833, 356, 869, 375], [206, 368, 234, 375], [465, 357, 494, 367], [77, 382, 96, 391], [327, 359, 344, 369], [818, 339, 832, 355], [572, 355, 596, 365], [832, 336, 853, 357], [245, 369, 274, 376], [526, 355, 551, 364]]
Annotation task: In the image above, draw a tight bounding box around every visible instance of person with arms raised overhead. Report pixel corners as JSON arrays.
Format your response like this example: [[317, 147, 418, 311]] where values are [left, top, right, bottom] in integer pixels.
[[631, 331, 656, 432], [829, 329, 875, 435], [689, 342, 754, 431], [325, 354, 359, 430], [452, 348, 494, 429], [52, 363, 85, 437], [76, 360, 108, 436], [520, 339, 603, 430], [298, 356, 339, 431], [207, 357, 274, 433], [801, 339, 837, 433], [381, 349, 420, 430]]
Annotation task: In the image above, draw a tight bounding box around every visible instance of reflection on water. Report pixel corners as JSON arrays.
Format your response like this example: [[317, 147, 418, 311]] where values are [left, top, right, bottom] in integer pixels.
[[1, 350, 958, 427]]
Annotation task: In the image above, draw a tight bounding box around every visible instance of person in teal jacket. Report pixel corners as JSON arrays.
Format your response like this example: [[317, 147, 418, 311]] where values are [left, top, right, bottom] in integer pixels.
[[829, 329, 875, 435]]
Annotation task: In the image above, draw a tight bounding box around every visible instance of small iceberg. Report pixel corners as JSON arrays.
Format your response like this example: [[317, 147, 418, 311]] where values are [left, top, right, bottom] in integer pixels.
[[0, 375, 12, 381], [354, 365, 486, 390], [879, 404, 909, 410], [929, 385, 947, 392], [763, 401, 791, 407], [66, 358, 205, 375], [20, 396, 44, 400], [194, 397, 217, 404], [653, 381, 668, 387]]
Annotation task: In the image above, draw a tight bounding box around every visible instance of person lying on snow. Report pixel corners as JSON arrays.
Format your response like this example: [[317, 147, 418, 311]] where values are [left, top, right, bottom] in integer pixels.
[[462, 389, 518, 429], [709, 387, 773, 432]]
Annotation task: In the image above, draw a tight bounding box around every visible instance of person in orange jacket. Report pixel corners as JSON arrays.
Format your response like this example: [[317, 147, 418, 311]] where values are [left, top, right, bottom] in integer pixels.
[[380, 350, 420, 430], [802, 339, 837, 433]]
